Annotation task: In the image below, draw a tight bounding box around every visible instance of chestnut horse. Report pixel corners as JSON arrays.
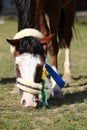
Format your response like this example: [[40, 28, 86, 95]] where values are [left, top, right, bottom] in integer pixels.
[[15, 0, 76, 83], [7, 0, 77, 108]]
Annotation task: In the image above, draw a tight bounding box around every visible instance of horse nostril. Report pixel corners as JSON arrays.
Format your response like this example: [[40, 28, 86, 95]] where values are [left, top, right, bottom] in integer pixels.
[[22, 99, 26, 107]]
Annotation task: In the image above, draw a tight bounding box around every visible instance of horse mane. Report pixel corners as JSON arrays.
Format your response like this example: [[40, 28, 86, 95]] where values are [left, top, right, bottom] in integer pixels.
[[15, 0, 34, 31], [18, 36, 44, 56]]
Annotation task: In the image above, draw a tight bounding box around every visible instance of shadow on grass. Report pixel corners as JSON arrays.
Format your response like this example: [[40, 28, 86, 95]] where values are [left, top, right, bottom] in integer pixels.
[[73, 75, 87, 80], [64, 75, 87, 88], [47, 74, 87, 108], [0, 75, 87, 109], [47, 89, 87, 108], [0, 77, 16, 84]]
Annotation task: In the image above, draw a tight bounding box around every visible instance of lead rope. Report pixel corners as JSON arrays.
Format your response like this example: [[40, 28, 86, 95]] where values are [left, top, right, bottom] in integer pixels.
[[41, 68, 48, 106]]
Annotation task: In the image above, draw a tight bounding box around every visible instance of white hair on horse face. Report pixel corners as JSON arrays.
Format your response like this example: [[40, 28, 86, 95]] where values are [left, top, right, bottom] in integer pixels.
[[11, 28, 44, 53], [16, 53, 41, 82], [16, 53, 42, 108], [21, 91, 37, 108]]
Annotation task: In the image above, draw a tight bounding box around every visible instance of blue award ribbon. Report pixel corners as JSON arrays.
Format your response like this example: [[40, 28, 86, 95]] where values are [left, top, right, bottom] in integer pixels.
[[45, 64, 65, 89]]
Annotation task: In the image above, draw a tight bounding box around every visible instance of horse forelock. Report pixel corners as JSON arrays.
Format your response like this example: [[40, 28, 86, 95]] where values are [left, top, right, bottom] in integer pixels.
[[11, 29, 44, 54], [18, 36, 44, 55], [15, 29, 44, 55]]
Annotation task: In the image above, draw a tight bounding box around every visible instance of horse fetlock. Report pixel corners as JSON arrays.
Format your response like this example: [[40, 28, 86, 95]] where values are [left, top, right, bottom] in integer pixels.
[[63, 72, 73, 84]]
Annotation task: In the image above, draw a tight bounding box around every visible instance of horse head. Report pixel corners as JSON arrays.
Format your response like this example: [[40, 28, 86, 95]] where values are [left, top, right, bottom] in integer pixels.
[[7, 29, 54, 108]]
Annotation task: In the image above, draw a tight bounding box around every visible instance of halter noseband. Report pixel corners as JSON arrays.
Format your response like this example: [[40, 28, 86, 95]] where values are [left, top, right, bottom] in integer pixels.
[[16, 78, 42, 95]]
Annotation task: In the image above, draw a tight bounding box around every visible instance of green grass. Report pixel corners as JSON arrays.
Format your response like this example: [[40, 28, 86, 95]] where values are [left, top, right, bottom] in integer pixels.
[[0, 16, 87, 130]]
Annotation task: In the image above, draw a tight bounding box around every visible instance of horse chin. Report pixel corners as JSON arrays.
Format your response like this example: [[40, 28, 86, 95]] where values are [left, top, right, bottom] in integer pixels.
[[20, 91, 38, 108]]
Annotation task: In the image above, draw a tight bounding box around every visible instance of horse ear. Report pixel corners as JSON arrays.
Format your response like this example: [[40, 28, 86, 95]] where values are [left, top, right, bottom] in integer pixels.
[[37, 34, 55, 44], [6, 38, 20, 46]]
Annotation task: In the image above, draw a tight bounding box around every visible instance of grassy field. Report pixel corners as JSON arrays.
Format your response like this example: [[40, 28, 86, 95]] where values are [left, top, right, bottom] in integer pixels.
[[0, 16, 87, 130]]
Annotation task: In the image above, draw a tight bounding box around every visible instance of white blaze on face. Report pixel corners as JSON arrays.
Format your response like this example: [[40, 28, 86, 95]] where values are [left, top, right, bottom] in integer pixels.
[[16, 53, 41, 82], [16, 53, 42, 108]]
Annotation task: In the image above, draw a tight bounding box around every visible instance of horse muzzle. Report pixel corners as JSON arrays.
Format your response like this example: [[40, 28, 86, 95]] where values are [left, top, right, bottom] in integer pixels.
[[16, 78, 42, 108]]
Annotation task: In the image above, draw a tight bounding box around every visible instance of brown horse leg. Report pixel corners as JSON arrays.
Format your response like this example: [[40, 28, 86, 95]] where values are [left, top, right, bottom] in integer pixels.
[[40, 11, 49, 36], [39, 11, 49, 56], [47, 8, 61, 68], [63, 0, 76, 84]]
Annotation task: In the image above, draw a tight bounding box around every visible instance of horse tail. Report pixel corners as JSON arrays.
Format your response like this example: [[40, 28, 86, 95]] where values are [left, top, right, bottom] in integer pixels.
[[58, 9, 65, 48], [15, 0, 33, 31]]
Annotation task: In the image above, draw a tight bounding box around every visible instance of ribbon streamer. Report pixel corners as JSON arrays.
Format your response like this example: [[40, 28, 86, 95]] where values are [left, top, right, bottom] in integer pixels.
[[45, 64, 65, 89], [44, 76, 54, 97], [41, 79, 48, 106]]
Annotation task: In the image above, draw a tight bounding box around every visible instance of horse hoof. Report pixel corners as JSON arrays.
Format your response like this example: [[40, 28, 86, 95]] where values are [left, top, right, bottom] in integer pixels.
[[54, 91, 64, 99], [62, 74, 73, 84], [49, 90, 64, 99]]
